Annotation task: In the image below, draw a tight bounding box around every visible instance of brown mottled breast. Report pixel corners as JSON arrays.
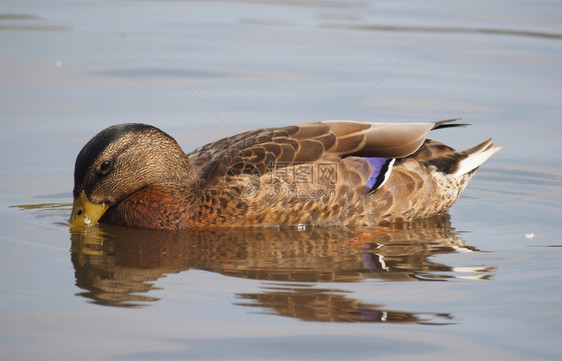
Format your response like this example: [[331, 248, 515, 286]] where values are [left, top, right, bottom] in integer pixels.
[[101, 186, 198, 230]]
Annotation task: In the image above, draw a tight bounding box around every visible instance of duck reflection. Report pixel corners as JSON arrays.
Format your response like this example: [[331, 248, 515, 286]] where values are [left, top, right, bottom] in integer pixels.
[[235, 285, 454, 325], [70, 215, 495, 323]]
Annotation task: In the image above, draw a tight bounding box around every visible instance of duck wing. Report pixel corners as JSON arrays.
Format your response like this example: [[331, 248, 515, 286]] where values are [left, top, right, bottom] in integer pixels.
[[187, 120, 455, 181]]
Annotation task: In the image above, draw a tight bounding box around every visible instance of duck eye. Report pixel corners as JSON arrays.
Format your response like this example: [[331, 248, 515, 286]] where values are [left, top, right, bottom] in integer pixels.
[[99, 160, 112, 173]]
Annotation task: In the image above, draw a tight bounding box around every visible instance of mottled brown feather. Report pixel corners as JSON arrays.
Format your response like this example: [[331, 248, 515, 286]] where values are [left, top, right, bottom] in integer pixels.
[[188, 121, 436, 177], [71, 120, 500, 230]]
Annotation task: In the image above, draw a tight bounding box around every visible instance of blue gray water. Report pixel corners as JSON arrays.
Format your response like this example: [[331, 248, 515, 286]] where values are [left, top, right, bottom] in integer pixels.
[[1, 0, 561, 360]]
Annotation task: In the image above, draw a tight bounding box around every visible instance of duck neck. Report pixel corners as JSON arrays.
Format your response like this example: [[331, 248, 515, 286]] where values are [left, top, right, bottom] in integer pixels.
[[156, 152, 198, 186]]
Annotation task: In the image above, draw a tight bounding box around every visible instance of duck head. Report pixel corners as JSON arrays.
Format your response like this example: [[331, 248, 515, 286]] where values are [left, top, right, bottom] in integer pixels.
[[70, 123, 194, 228]]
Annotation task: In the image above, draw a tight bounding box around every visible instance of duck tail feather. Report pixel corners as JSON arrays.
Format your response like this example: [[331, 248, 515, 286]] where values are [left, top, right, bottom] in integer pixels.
[[432, 118, 470, 130], [453, 141, 502, 177]]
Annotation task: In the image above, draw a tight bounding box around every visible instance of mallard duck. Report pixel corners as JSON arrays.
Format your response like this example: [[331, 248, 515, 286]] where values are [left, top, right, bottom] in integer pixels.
[[70, 119, 500, 230]]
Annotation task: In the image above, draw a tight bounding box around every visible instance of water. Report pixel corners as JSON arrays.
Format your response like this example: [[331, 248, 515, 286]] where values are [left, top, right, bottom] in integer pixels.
[[1, 0, 562, 360]]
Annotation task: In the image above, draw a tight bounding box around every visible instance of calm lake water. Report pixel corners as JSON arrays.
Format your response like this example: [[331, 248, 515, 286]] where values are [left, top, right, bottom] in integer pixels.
[[1, 0, 562, 360]]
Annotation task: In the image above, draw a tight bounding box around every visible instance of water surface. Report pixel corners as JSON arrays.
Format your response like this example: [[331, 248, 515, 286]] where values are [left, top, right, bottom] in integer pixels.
[[1, 0, 561, 360]]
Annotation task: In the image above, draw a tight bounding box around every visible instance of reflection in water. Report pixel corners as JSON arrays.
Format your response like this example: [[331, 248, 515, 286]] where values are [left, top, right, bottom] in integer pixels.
[[235, 285, 454, 325], [320, 23, 562, 40], [69, 215, 495, 323], [0, 13, 70, 32]]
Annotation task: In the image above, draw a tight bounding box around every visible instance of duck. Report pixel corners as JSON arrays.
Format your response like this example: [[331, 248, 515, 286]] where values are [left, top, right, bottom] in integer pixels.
[[70, 119, 501, 230]]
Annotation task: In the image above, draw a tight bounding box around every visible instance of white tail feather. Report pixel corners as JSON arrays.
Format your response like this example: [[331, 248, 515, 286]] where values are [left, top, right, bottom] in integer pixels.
[[453, 144, 502, 177]]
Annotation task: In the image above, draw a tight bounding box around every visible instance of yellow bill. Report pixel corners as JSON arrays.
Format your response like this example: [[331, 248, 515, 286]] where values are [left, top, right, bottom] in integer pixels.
[[70, 190, 108, 227]]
